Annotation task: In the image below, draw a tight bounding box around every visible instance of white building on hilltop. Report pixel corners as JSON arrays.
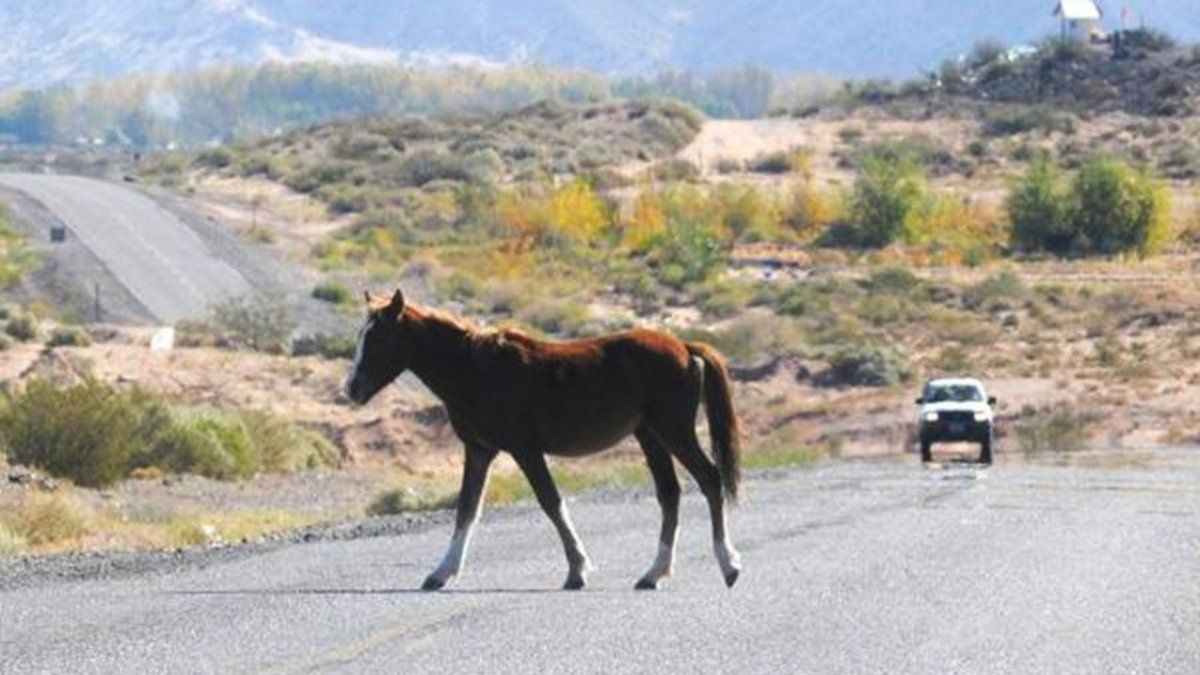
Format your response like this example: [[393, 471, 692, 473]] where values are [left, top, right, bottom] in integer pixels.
[[1054, 0, 1105, 43]]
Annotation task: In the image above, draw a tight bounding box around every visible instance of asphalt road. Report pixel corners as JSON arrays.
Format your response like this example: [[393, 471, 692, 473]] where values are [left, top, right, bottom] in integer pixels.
[[2, 453, 1198, 674], [0, 173, 250, 323]]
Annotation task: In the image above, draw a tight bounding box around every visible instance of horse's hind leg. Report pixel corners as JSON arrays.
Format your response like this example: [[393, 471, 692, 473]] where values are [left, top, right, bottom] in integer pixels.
[[647, 413, 742, 588], [633, 426, 680, 590], [511, 450, 593, 590], [422, 443, 497, 591]]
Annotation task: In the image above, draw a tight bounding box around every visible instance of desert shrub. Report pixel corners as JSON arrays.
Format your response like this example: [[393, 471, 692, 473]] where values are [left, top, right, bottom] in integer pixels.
[[194, 146, 235, 169], [291, 332, 356, 359], [652, 158, 701, 182], [0, 522, 26, 556], [0, 379, 143, 487], [144, 411, 258, 480], [330, 132, 393, 161], [821, 343, 912, 387], [550, 180, 610, 241], [47, 326, 92, 348], [654, 219, 726, 288], [864, 266, 921, 294], [1015, 404, 1091, 454], [715, 158, 744, 174], [518, 300, 592, 337], [962, 270, 1027, 312], [367, 486, 456, 516], [239, 411, 337, 473], [1118, 28, 1175, 52], [284, 161, 357, 193], [683, 313, 801, 365], [312, 280, 353, 305], [747, 150, 796, 174], [382, 149, 488, 188], [236, 154, 287, 179], [982, 108, 1074, 137], [4, 312, 39, 342], [0, 493, 90, 546], [967, 39, 1007, 69], [848, 154, 927, 247], [209, 293, 295, 354]]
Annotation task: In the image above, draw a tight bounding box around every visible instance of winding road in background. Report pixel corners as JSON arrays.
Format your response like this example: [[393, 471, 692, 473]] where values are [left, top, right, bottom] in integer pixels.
[[0, 173, 250, 323], [2, 453, 1198, 674]]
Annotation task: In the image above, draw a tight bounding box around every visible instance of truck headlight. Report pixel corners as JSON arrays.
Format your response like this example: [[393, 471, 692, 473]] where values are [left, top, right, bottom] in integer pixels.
[[923, 412, 938, 422], [973, 411, 988, 422]]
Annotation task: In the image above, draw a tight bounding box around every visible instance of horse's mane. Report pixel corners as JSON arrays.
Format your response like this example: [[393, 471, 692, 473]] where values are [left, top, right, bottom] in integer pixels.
[[411, 304, 537, 363]]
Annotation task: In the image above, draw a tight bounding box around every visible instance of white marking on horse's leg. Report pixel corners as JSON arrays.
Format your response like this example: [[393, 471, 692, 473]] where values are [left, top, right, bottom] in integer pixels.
[[429, 526, 473, 584], [638, 540, 677, 588], [711, 510, 742, 586], [556, 502, 592, 575]]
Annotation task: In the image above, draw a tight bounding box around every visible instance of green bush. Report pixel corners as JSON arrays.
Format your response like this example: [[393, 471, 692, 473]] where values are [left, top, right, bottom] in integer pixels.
[[47, 326, 92, 348], [284, 162, 357, 193], [0, 379, 142, 487], [0, 378, 335, 486], [1007, 158, 1072, 254], [1072, 158, 1170, 256], [747, 151, 795, 174], [822, 343, 912, 387], [651, 158, 700, 182], [4, 312, 39, 342], [1015, 404, 1091, 454], [848, 154, 927, 247], [209, 293, 295, 354], [382, 150, 486, 188], [367, 486, 456, 516], [982, 108, 1074, 137], [1007, 157, 1170, 257], [312, 280, 353, 305], [291, 332, 357, 359], [195, 146, 235, 169], [145, 412, 255, 480], [654, 220, 726, 288], [240, 410, 338, 473]]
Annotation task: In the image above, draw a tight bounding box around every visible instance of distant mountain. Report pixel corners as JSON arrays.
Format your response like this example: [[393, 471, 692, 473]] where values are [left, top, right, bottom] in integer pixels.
[[1, 0, 1199, 89]]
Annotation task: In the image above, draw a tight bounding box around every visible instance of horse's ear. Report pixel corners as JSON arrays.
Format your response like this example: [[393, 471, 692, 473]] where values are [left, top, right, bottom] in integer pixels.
[[363, 290, 371, 304], [386, 289, 406, 317]]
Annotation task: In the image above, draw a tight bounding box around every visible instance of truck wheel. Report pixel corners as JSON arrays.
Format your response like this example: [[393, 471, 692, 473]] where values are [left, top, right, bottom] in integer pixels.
[[920, 438, 932, 463], [979, 429, 993, 465]]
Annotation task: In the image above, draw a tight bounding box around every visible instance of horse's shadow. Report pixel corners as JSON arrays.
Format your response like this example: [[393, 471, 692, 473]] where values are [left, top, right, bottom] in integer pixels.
[[163, 586, 599, 598]]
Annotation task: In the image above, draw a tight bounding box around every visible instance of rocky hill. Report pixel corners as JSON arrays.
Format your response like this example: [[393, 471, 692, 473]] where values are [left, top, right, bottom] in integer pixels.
[[3, 0, 1199, 89]]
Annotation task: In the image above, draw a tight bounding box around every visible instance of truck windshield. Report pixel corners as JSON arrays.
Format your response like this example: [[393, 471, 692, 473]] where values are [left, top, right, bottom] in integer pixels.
[[925, 385, 983, 403]]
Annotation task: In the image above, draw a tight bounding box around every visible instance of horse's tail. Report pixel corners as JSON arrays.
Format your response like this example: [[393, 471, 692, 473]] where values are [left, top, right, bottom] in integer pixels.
[[686, 341, 743, 503]]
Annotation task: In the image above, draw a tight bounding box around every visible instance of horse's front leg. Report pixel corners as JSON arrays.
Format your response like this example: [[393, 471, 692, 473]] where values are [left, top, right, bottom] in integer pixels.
[[512, 451, 593, 590], [422, 443, 497, 591]]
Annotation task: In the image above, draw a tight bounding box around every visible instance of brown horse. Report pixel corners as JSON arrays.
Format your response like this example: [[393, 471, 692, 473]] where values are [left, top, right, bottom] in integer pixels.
[[346, 289, 743, 591]]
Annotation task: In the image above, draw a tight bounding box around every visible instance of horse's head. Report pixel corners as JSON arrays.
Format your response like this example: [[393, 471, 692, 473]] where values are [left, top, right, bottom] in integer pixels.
[[345, 289, 410, 405]]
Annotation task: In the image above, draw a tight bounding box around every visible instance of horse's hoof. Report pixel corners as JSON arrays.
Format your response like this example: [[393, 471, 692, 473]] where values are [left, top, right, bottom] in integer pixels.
[[563, 575, 587, 591], [421, 575, 447, 592], [634, 577, 661, 591], [724, 569, 740, 588]]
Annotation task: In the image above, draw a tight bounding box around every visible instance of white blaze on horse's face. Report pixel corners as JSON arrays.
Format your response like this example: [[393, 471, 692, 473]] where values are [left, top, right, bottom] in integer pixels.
[[345, 316, 378, 405]]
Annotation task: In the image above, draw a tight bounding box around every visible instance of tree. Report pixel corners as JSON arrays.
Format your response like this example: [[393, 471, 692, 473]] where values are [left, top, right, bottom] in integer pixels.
[[1007, 158, 1071, 254], [849, 154, 927, 247], [1006, 157, 1171, 257], [1072, 158, 1170, 256]]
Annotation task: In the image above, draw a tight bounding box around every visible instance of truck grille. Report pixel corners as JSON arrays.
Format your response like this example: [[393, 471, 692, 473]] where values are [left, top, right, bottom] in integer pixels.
[[938, 411, 974, 423]]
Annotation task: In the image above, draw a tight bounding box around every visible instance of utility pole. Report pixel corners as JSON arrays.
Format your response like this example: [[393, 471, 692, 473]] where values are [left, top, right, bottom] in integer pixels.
[[93, 282, 101, 322]]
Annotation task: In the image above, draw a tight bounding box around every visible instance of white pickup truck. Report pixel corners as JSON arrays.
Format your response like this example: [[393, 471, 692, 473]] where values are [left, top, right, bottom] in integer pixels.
[[915, 378, 996, 464]]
